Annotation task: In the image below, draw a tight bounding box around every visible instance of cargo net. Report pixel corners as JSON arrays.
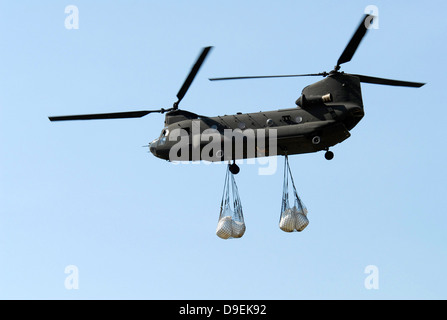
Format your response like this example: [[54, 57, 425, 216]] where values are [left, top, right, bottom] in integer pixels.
[[279, 154, 309, 232], [216, 165, 246, 239]]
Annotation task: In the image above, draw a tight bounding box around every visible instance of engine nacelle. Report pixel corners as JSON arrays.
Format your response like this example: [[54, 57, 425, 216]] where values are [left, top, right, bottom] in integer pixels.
[[295, 93, 332, 108]]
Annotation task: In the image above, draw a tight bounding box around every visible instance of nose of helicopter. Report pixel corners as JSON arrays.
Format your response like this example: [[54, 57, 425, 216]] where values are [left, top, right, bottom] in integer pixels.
[[149, 139, 159, 156], [148, 138, 171, 160]]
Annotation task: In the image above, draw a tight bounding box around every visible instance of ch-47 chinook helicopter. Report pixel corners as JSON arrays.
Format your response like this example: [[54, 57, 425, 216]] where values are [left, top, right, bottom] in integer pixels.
[[49, 14, 424, 175]]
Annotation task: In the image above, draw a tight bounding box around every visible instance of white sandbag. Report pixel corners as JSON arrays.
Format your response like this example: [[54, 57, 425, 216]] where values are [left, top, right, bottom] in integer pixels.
[[279, 208, 296, 232], [291, 206, 309, 231], [295, 211, 309, 232], [216, 216, 233, 239], [232, 220, 246, 238], [280, 155, 310, 233]]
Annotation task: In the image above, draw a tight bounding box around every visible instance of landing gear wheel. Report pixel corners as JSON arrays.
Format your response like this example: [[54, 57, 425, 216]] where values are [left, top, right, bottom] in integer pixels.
[[325, 150, 334, 160], [229, 163, 240, 175]]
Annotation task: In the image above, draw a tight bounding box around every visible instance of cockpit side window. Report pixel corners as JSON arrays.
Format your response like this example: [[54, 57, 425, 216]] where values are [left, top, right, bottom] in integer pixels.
[[159, 128, 169, 145]]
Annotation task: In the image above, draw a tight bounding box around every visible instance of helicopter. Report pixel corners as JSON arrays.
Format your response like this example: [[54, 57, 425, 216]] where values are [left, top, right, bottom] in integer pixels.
[[49, 14, 425, 175]]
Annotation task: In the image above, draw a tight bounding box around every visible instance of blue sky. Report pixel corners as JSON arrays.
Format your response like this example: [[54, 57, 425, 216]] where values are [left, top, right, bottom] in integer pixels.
[[0, 1, 446, 299]]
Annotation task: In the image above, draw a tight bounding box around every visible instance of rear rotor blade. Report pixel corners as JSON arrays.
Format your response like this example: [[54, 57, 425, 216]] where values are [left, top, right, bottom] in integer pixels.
[[209, 73, 328, 81], [349, 74, 425, 88], [176, 46, 213, 105], [336, 14, 374, 69], [48, 109, 169, 121]]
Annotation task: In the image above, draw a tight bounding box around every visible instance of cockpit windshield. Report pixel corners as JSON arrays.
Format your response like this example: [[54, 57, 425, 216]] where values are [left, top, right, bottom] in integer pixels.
[[159, 128, 169, 145]]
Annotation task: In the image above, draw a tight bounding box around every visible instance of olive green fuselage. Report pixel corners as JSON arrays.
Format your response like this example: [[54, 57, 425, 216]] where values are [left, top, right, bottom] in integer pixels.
[[150, 73, 364, 162]]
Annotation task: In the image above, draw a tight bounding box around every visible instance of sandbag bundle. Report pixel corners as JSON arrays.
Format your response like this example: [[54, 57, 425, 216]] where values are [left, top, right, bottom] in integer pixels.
[[279, 155, 309, 232], [216, 165, 246, 239]]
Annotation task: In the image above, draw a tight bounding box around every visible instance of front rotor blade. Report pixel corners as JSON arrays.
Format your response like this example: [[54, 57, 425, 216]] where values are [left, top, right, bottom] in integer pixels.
[[209, 73, 327, 81], [48, 109, 165, 121], [349, 74, 425, 88], [336, 14, 374, 68], [176, 46, 213, 104]]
